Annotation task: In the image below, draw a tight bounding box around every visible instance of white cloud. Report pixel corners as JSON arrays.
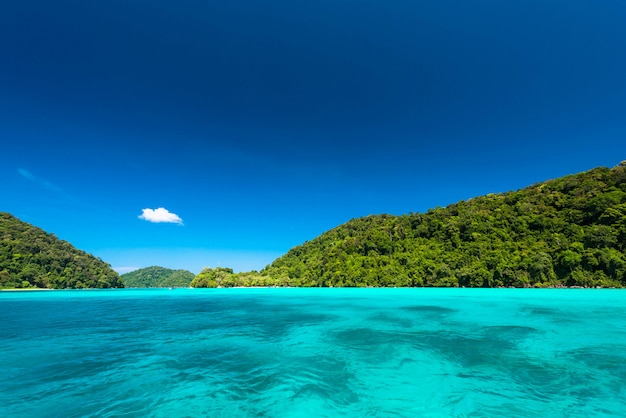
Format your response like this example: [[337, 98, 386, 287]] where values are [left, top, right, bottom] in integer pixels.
[[139, 207, 184, 225]]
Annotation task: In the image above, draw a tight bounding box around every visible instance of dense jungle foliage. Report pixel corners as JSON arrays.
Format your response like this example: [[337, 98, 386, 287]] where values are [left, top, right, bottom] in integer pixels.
[[190, 267, 277, 288], [192, 163, 626, 288], [121, 266, 194, 288], [0, 212, 123, 289]]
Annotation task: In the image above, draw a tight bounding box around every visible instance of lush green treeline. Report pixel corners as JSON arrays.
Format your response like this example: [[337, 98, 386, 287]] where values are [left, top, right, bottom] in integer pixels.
[[4, 162, 626, 289], [121, 266, 194, 288], [190, 267, 276, 288], [193, 163, 626, 288], [0, 212, 123, 289]]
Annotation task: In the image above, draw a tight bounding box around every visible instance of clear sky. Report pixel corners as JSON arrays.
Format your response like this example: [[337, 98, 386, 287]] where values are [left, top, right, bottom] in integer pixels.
[[1, 0, 625, 274]]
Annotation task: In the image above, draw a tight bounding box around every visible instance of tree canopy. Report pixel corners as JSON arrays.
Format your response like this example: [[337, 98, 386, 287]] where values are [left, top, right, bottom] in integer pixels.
[[0, 212, 123, 289], [193, 163, 626, 288], [5, 162, 626, 290]]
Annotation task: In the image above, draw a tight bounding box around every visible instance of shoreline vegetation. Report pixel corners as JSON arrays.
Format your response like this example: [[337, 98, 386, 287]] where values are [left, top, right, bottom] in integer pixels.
[[190, 163, 626, 289], [2, 162, 626, 290], [2, 285, 621, 291], [0, 212, 123, 290]]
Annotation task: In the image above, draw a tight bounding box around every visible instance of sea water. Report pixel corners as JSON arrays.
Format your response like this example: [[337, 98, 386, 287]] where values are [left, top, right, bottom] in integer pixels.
[[1, 288, 625, 417]]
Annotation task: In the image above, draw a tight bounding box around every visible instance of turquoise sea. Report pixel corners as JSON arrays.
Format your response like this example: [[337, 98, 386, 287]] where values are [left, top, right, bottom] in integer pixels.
[[1, 288, 625, 417]]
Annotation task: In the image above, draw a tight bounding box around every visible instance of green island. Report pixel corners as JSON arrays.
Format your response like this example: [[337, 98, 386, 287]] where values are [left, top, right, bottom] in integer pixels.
[[0, 212, 123, 289], [121, 266, 195, 288], [2, 162, 626, 289]]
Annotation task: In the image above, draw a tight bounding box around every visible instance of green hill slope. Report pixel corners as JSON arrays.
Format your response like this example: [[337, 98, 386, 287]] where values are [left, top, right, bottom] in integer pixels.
[[121, 266, 194, 288], [0, 212, 123, 289], [258, 163, 626, 288]]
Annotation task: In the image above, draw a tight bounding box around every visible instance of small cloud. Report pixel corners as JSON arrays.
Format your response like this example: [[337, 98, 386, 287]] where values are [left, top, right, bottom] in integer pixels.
[[18, 168, 61, 192], [139, 207, 183, 225]]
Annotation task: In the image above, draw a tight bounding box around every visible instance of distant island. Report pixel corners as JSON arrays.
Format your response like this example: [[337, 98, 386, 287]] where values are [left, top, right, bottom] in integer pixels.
[[2, 162, 625, 289], [121, 266, 194, 288]]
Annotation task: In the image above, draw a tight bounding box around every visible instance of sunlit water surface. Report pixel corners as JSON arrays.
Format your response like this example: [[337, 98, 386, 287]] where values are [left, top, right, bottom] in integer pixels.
[[1, 288, 625, 417]]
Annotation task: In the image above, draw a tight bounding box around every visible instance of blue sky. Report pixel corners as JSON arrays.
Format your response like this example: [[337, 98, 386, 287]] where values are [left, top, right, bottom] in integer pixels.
[[1, 0, 625, 274]]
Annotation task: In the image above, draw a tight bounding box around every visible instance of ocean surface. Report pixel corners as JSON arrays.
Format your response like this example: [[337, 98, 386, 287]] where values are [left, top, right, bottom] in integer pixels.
[[1, 288, 625, 417]]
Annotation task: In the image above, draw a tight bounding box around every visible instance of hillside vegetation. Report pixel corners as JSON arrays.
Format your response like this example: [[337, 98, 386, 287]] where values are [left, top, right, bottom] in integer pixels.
[[122, 266, 194, 288], [0, 212, 123, 289], [193, 163, 626, 288]]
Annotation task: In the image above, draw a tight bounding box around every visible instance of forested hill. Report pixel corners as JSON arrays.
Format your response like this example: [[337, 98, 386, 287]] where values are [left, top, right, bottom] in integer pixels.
[[0, 212, 123, 289], [121, 266, 194, 288], [261, 163, 626, 288]]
